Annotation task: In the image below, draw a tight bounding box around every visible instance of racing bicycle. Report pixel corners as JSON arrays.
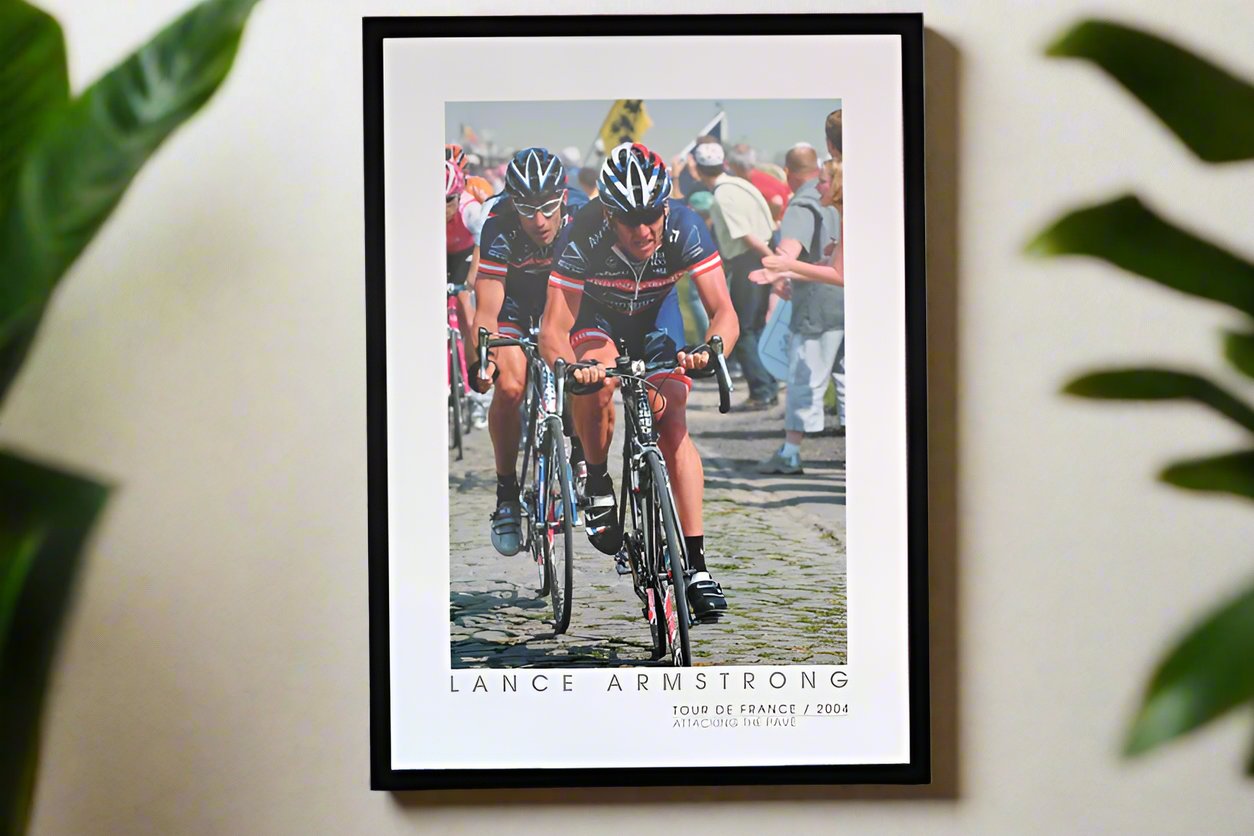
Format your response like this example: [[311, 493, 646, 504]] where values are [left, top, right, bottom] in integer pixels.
[[477, 326, 578, 634], [446, 283, 473, 460], [564, 337, 732, 666]]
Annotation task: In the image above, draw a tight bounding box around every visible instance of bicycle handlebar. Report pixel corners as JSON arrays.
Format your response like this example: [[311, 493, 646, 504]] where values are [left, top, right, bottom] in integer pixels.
[[472, 327, 733, 414], [561, 336, 734, 415], [476, 327, 541, 383]]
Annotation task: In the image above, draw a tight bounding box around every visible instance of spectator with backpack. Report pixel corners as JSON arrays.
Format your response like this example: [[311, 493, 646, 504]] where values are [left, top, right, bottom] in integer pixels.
[[692, 139, 781, 410], [751, 145, 843, 474]]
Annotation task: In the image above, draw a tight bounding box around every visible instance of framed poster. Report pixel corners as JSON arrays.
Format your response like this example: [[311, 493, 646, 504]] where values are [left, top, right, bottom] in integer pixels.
[[366, 13, 928, 789]]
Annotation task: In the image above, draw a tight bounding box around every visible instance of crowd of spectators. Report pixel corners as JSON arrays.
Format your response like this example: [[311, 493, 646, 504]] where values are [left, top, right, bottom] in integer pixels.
[[672, 109, 846, 475]]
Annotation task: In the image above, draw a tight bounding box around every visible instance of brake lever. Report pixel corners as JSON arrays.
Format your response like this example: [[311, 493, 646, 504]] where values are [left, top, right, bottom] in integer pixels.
[[709, 335, 733, 414], [548, 358, 562, 417], [477, 327, 490, 380]]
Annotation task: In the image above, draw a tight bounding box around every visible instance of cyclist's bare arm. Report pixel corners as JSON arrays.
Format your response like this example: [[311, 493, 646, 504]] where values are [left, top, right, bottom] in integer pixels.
[[539, 284, 580, 367], [471, 264, 504, 337], [680, 264, 739, 370], [540, 284, 604, 386]]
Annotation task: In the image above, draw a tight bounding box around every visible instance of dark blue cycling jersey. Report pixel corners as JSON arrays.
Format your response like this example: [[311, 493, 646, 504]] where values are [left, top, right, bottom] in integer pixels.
[[547, 197, 722, 317], [476, 188, 589, 336]]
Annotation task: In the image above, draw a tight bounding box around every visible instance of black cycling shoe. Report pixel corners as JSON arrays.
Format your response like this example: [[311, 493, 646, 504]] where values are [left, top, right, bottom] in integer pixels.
[[686, 571, 728, 622], [583, 490, 623, 556]]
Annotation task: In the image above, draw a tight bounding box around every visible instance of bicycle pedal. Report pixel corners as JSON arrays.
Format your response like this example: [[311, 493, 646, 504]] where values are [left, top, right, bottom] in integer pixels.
[[613, 553, 631, 576]]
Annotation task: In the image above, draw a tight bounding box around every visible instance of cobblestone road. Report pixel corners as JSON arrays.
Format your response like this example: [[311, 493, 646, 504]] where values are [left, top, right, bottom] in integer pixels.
[[449, 384, 847, 668]]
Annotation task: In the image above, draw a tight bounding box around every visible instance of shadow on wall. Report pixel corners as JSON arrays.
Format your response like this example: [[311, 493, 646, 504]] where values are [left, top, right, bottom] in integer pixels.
[[392, 27, 964, 806]]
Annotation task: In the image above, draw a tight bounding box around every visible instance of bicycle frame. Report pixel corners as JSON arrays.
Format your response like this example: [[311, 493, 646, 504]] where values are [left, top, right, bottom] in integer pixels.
[[446, 286, 470, 392], [556, 338, 732, 663], [478, 327, 580, 583], [515, 338, 571, 548], [612, 360, 689, 626]]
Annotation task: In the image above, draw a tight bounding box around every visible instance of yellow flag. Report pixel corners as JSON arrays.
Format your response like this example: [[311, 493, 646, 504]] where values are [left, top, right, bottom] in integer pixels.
[[598, 100, 653, 151]]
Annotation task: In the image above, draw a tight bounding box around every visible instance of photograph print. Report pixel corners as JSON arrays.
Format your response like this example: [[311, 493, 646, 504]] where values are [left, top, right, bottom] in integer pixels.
[[369, 13, 927, 788], [446, 98, 848, 670]]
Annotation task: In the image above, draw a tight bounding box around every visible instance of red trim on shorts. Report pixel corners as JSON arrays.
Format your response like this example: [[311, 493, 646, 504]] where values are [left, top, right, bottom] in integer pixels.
[[571, 328, 611, 348], [497, 323, 524, 338], [646, 370, 693, 390]]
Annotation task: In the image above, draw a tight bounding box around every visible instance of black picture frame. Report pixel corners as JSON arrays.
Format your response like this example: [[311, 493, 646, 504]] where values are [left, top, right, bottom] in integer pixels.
[[365, 12, 929, 791]]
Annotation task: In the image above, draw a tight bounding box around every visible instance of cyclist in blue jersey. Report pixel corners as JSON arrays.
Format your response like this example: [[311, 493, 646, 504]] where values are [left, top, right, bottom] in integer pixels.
[[470, 147, 588, 556], [539, 142, 739, 620]]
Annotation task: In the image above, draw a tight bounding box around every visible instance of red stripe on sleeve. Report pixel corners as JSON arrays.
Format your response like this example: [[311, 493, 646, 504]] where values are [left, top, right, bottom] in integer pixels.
[[689, 252, 722, 276]]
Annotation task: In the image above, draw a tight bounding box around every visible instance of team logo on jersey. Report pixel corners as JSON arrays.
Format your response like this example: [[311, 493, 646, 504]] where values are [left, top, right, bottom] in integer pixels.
[[682, 227, 706, 262], [586, 222, 610, 250], [559, 241, 587, 273], [486, 232, 511, 262]]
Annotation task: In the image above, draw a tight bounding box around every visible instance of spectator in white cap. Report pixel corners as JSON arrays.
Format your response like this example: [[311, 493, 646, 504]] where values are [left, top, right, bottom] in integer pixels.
[[694, 138, 780, 410]]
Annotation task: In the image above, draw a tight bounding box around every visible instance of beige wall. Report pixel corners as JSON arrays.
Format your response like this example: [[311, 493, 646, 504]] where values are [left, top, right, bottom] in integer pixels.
[[6, 0, 1252, 832]]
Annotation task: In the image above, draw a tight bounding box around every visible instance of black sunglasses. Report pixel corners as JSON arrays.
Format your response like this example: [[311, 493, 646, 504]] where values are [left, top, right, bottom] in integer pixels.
[[446, 194, 459, 204], [609, 206, 665, 227]]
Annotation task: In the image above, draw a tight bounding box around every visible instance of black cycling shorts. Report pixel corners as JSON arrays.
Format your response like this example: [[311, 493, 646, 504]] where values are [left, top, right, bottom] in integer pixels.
[[482, 274, 547, 340], [570, 288, 691, 390], [446, 247, 474, 286]]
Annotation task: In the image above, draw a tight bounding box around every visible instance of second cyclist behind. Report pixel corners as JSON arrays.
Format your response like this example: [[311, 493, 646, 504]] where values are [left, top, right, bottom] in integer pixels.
[[469, 147, 589, 557]]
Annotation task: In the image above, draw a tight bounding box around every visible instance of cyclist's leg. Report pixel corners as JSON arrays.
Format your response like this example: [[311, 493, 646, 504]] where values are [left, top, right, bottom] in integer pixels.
[[488, 291, 534, 475], [488, 342, 526, 475], [570, 305, 621, 554], [569, 319, 618, 467], [643, 292, 701, 538], [485, 293, 535, 556], [646, 291, 726, 617], [486, 337, 525, 556]]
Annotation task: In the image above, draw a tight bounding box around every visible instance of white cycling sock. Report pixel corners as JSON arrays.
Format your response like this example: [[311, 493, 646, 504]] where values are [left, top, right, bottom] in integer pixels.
[[780, 442, 801, 459]]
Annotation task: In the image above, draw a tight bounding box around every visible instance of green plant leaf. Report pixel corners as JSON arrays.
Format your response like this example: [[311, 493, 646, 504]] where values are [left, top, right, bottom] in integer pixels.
[[1063, 369, 1254, 433], [1159, 451, 1254, 501], [1124, 581, 1254, 756], [0, 0, 68, 225], [1027, 196, 1254, 317], [0, 0, 261, 407], [0, 450, 109, 835], [1047, 20, 1254, 163], [1222, 332, 1254, 381], [0, 303, 45, 417], [1248, 716, 1254, 776]]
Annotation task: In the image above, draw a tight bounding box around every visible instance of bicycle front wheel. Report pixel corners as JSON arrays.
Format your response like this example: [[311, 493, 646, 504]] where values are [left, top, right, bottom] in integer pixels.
[[644, 450, 691, 666], [544, 416, 575, 634], [448, 333, 464, 460]]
